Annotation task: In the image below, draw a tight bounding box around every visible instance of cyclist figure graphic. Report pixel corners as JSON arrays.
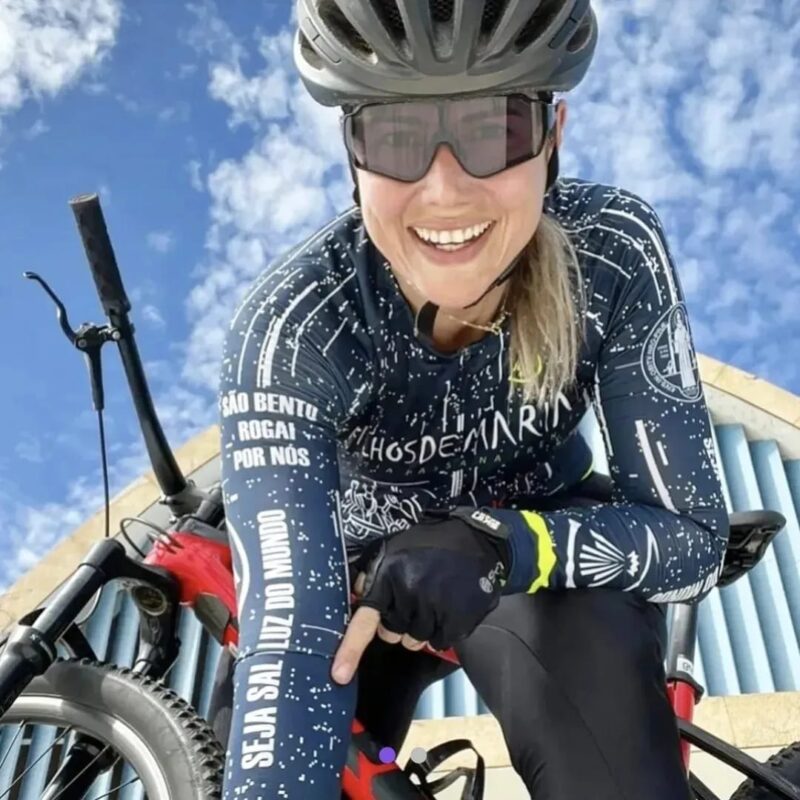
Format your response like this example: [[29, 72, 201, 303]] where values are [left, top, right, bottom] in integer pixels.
[[216, 1, 730, 798]]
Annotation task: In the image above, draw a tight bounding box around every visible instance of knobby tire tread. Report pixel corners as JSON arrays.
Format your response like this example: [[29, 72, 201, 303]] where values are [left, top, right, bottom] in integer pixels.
[[8, 657, 225, 799]]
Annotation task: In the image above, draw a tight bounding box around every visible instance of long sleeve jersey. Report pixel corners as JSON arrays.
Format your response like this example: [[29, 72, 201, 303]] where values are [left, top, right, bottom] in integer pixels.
[[217, 177, 729, 798]]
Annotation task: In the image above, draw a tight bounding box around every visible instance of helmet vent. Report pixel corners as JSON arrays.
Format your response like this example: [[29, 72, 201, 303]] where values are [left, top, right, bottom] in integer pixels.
[[318, 0, 374, 60], [371, 0, 407, 42], [430, 0, 455, 23], [567, 10, 594, 52], [515, 0, 563, 51], [480, 0, 508, 37], [299, 31, 324, 69]]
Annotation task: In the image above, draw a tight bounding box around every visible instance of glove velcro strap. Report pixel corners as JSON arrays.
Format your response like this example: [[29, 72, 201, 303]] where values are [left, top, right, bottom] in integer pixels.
[[520, 511, 556, 594], [448, 507, 510, 543]]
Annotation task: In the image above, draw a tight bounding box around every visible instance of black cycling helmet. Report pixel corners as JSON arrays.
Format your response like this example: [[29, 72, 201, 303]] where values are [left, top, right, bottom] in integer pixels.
[[293, 0, 598, 335]]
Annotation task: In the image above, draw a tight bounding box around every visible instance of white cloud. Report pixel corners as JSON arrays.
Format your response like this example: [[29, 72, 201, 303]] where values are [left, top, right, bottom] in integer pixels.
[[23, 118, 48, 138], [177, 63, 198, 79], [15, 434, 43, 463], [561, 0, 800, 391], [0, 0, 121, 116], [208, 32, 293, 129], [187, 158, 204, 191], [146, 230, 175, 253], [157, 102, 190, 123], [173, 10, 351, 392], [0, 380, 219, 593], [182, 0, 243, 63], [141, 304, 165, 328], [0, 437, 151, 594]]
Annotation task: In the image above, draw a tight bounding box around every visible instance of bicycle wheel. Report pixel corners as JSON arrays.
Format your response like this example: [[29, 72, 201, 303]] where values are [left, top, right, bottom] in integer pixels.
[[730, 742, 800, 799], [0, 657, 224, 799]]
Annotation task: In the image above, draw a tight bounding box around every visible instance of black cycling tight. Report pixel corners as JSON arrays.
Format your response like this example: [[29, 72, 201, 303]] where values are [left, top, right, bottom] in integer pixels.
[[352, 586, 691, 800], [209, 482, 692, 799]]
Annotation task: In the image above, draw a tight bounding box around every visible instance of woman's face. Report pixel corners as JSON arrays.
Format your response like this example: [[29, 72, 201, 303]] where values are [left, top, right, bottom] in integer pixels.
[[357, 100, 567, 318]]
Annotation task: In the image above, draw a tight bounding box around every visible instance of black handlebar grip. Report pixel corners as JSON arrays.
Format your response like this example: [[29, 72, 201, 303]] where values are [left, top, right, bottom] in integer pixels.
[[69, 193, 131, 316]]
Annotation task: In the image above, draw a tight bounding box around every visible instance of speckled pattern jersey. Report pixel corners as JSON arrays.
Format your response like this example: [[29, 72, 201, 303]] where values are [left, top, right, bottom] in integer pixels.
[[217, 176, 729, 798]]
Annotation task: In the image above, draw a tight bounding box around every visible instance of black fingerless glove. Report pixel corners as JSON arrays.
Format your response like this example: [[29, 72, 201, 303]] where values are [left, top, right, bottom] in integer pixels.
[[353, 507, 512, 651]]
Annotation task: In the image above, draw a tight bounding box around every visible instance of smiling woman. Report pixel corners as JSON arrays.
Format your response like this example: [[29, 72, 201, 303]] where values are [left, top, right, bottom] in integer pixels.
[[215, 2, 729, 800]]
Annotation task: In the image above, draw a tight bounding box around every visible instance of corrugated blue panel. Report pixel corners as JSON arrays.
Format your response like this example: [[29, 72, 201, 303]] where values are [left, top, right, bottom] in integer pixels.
[[196, 635, 224, 720], [755, 451, 800, 645], [168, 604, 206, 701], [716, 425, 782, 692], [0, 723, 24, 792], [18, 724, 60, 797], [745, 439, 800, 688], [787, 460, 800, 504], [444, 670, 479, 718], [119, 761, 146, 800], [695, 424, 740, 695], [416, 674, 447, 719], [81, 583, 120, 662]]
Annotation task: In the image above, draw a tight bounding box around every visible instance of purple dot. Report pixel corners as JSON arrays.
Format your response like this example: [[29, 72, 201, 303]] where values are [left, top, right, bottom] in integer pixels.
[[378, 746, 396, 764]]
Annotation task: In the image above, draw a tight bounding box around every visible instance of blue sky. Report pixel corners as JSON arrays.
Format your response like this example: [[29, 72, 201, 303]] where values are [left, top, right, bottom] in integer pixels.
[[0, 0, 798, 591]]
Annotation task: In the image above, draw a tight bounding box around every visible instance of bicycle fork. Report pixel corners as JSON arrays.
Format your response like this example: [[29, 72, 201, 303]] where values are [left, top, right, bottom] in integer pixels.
[[0, 538, 181, 794]]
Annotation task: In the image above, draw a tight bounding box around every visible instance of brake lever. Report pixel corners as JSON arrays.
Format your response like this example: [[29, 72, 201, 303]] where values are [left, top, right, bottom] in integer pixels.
[[24, 271, 120, 411]]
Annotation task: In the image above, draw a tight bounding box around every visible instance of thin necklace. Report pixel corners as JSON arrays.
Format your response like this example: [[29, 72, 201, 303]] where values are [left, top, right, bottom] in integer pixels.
[[414, 296, 511, 338]]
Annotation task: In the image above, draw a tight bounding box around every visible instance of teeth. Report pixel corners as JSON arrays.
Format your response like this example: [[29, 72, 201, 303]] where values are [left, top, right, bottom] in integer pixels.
[[413, 221, 492, 245]]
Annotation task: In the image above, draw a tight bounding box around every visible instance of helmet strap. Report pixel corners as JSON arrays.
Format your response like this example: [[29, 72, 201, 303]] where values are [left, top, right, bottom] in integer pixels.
[[348, 158, 361, 206]]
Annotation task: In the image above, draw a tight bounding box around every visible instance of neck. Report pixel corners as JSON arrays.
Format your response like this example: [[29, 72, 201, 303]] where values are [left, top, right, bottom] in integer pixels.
[[413, 286, 509, 352]]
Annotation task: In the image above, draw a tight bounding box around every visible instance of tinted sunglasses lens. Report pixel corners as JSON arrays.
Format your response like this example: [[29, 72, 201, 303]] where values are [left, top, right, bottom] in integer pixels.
[[346, 96, 549, 181], [446, 95, 545, 177], [348, 102, 438, 181]]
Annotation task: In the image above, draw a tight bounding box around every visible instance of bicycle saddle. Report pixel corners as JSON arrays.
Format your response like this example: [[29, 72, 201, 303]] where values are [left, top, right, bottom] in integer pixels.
[[718, 510, 786, 588]]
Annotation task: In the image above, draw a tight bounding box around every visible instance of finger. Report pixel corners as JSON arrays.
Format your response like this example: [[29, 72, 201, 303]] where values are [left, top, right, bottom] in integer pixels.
[[331, 605, 380, 685], [377, 621, 402, 644], [401, 634, 427, 651], [353, 572, 366, 597]]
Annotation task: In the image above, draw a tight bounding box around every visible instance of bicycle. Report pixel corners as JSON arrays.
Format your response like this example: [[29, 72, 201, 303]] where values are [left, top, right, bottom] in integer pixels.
[[0, 194, 797, 799]]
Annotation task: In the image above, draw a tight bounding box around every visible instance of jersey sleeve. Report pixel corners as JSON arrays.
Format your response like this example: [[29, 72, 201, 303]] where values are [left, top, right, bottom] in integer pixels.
[[218, 273, 356, 797], [503, 194, 730, 603]]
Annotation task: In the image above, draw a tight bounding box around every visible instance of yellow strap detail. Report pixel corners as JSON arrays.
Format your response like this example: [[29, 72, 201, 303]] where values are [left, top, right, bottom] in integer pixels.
[[580, 459, 595, 481], [520, 511, 556, 594]]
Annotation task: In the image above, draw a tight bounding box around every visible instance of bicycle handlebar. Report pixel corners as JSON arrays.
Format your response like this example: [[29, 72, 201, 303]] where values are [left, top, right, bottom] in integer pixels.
[[68, 194, 131, 317], [63, 192, 209, 516]]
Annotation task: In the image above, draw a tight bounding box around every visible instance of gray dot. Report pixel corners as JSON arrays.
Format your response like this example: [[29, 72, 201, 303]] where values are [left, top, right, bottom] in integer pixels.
[[410, 747, 428, 764]]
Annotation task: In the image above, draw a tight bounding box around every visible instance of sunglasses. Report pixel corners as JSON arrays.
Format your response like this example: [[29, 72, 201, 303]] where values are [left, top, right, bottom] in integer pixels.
[[342, 94, 555, 183]]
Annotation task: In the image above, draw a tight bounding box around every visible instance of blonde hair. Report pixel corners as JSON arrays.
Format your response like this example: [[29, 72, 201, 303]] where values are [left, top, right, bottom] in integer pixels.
[[506, 211, 588, 410]]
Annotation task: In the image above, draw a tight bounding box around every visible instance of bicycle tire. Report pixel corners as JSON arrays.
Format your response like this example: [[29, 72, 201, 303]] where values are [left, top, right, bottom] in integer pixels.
[[0, 657, 224, 799], [730, 741, 800, 799]]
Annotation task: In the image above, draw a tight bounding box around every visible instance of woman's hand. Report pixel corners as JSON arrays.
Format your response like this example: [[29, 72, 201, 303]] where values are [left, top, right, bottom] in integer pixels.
[[331, 508, 511, 685], [352, 572, 428, 650]]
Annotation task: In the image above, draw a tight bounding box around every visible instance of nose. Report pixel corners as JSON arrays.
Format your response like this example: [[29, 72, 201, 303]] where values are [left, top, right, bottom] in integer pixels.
[[418, 143, 474, 203]]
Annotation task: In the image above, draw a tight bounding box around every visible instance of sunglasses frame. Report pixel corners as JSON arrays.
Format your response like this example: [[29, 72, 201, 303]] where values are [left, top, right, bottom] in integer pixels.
[[341, 93, 556, 182]]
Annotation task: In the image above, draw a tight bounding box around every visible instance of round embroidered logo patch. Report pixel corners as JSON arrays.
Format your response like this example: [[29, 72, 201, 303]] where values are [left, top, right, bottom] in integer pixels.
[[641, 303, 702, 403]]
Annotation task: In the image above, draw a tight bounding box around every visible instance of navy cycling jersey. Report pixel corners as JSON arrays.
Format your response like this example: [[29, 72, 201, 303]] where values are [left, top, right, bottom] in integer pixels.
[[217, 177, 729, 798]]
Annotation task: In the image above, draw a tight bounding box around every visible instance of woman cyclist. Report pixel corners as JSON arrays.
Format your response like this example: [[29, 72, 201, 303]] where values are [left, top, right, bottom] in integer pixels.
[[216, 1, 730, 798]]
